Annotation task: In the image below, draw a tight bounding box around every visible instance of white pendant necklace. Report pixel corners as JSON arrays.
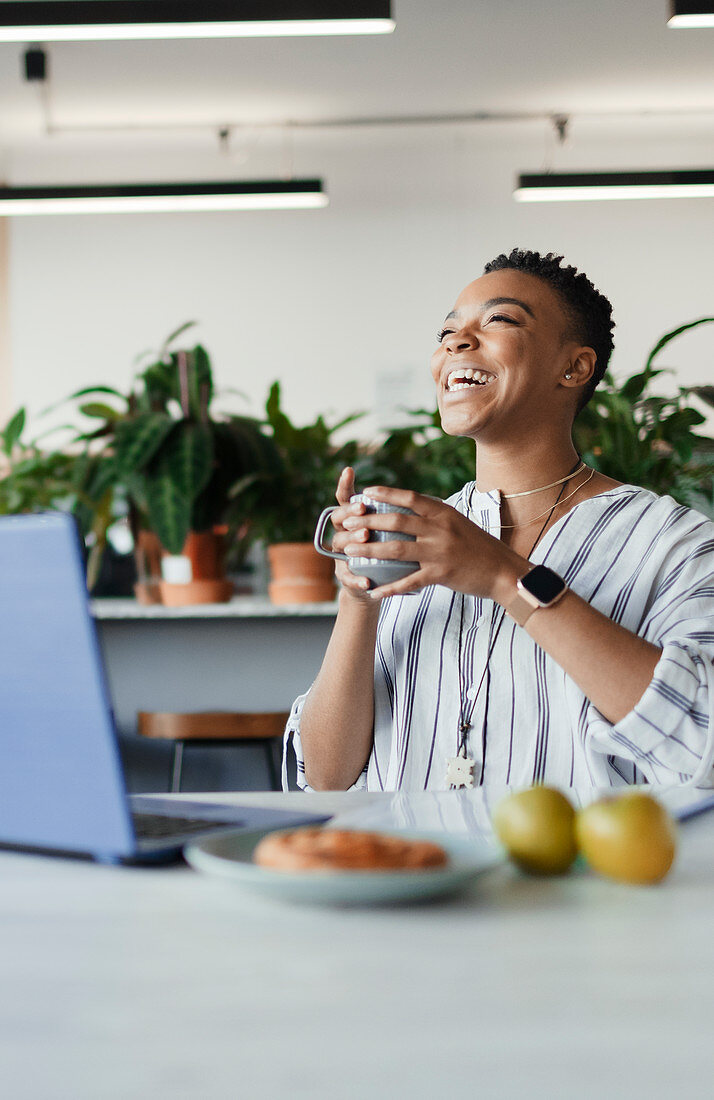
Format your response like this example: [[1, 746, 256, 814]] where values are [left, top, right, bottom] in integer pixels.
[[445, 745, 476, 789], [445, 461, 583, 790], [445, 605, 503, 789]]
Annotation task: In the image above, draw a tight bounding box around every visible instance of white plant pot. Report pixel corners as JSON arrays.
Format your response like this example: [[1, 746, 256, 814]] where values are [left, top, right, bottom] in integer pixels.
[[161, 554, 193, 584]]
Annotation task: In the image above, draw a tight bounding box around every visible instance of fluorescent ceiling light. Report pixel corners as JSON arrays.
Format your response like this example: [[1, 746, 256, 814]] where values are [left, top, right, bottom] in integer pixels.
[[668, 1, 714, 28], [0, 1, 394, 42], [0, 180, 329, 216], [514, 170, 714, 202]]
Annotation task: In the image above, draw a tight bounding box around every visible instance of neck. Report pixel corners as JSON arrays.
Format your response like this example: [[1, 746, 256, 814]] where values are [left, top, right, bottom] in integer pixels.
[[475, 435, 580, 495], [474, 435, 582, 527]]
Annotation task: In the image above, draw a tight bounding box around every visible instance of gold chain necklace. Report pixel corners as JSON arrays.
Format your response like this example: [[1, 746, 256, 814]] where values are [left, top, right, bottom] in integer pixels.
[[499, 467, 595, 529], [499, 461, 586, 498]]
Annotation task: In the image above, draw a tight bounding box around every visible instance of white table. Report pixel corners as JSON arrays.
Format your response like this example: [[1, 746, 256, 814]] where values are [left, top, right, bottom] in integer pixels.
[[1, 789, 712, 1100]]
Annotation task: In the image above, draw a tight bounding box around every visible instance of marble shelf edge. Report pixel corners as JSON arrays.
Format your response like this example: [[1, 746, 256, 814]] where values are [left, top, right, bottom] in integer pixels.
[[90, 596, 339, 620]]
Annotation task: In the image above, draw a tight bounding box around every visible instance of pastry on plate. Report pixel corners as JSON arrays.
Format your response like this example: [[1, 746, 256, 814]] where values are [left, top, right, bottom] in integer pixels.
[[253, 827, 448, 873]]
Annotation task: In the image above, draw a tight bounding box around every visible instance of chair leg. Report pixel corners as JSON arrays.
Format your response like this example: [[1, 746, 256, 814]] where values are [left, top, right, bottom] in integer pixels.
[[171, 742, 185, 794], [263, 740, 280, 791]]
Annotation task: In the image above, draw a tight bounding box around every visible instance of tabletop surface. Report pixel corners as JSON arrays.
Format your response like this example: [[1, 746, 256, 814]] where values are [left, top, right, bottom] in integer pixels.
[[2, 789, 713, 1100]]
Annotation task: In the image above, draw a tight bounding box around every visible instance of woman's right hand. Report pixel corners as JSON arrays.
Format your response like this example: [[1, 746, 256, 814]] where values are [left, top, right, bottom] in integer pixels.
[[328, 467, 375, 603]]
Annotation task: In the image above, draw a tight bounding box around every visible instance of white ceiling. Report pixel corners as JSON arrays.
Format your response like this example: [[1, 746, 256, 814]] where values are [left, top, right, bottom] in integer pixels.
[[0, 1, 712, 155]]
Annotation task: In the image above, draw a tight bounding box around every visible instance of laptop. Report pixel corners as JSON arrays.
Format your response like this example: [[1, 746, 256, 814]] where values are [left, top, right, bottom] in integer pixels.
[[0, 512, 329, 864]]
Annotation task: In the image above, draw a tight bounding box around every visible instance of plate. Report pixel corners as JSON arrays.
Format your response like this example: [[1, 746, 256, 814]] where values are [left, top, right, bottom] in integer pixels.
[[184, 828, 504, 906]]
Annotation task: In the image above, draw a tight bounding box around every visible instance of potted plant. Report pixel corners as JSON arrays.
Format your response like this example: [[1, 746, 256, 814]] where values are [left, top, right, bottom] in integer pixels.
[[65, 324, 279, 605], [252, 381, 365, 604], [573, 317, 714, 507]]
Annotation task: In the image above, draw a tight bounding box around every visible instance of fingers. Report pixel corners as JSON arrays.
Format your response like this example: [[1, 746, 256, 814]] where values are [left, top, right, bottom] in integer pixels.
[[342, 511, 420, 537], [361, 485, 435, 516], [367, 569, 427, 601], [330, 500, 368, 533], [331, 527, 370, 555], [343, 536, 417, 562], [336, 466, 356, 505], [334, 561, 373, 599]]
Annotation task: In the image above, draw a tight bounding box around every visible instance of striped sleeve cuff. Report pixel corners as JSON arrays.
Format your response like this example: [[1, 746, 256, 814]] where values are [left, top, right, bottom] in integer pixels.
[[611, 642, 714, 785]]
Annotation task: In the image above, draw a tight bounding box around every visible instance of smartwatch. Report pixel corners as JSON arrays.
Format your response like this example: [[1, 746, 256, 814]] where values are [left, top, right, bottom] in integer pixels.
[[505, 565, 568, 627]]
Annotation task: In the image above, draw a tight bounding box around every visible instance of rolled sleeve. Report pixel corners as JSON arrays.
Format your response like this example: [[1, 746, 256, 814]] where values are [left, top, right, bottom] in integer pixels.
[[281, 691, 312, 792], [588, 641, 714, 787]]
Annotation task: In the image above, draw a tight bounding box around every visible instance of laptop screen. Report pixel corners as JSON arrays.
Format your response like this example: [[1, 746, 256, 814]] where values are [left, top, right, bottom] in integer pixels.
[[0, 512, 136, 857]]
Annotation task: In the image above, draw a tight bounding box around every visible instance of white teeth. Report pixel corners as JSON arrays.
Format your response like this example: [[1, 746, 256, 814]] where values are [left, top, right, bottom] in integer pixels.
[[446, 367, 496, 391]]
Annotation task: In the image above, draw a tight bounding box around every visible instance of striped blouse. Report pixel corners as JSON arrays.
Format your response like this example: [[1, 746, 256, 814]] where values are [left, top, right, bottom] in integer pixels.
[[283, 484, 714, 791]]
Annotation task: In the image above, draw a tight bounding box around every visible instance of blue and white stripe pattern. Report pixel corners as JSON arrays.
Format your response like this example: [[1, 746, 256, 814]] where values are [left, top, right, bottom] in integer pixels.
[[284, 484, 714, 791]]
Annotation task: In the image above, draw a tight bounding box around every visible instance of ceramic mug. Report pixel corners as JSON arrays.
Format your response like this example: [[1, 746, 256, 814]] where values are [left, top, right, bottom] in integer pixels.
[[314, 494, 419, 586]]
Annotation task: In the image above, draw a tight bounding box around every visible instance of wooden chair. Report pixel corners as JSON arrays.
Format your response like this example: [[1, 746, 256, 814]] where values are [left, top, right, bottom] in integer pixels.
[[137, 711, 289, 793]]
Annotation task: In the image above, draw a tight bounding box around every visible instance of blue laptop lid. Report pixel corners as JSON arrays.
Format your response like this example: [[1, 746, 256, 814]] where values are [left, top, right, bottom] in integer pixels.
[[0, 512, 136, 858]]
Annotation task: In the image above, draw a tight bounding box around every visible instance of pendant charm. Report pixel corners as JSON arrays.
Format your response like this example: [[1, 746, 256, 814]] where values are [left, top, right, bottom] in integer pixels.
[[445, 749, 475, 789]]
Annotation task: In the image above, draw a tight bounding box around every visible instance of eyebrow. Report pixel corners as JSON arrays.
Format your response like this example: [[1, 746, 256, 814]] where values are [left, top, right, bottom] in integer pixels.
[[444, 296, 536, 322]]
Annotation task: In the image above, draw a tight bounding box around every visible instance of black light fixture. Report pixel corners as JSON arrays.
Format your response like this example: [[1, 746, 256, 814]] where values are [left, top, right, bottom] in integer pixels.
[[0, 179, 329, 216], [668, 1, 714, 28], [0, 1, 394, 42], [514, 169, 714, 202]]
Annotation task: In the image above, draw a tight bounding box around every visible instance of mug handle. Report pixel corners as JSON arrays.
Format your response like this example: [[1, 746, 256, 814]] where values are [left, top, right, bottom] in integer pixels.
[[314, 507, 347, 560]]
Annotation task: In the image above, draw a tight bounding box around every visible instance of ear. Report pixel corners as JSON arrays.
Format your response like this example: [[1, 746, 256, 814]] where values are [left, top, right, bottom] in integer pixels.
[[561, 346, 597, 390]]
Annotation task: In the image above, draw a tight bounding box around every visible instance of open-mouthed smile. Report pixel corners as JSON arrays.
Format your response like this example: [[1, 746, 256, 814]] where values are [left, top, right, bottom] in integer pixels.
[[445, 367, 497, 391]]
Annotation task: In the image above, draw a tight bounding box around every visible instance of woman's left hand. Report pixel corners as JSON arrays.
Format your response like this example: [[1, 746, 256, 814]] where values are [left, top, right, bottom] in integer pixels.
[[341, 486, 527, 603]]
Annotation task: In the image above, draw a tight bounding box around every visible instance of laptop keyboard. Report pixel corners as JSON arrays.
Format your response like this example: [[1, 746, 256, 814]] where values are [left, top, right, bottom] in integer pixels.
[[132, 812, 242, 840]]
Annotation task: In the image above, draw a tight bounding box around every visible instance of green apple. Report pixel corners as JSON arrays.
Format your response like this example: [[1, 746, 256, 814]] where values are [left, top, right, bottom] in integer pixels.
[[492, 786, 578, 875], [575, 792, 677, 885]]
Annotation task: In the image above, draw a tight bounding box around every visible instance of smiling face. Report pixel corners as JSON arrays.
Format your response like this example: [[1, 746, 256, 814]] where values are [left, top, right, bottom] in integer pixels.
[[430, 268, 594, 444]]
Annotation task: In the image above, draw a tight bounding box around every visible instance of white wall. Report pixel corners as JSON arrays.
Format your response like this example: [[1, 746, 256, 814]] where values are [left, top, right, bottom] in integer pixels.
[[7, 117, 714, 449]]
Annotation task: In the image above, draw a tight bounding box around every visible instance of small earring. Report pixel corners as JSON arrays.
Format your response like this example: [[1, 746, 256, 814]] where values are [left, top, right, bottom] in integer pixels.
[[564, 372, 572, 379]]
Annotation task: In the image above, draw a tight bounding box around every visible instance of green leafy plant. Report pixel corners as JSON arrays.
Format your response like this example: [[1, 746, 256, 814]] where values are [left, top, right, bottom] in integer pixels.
[[65, 324, 280, 555], [9, 312, 712, 599], [251, 381, 365, 543], [365, 407, 475, 499], [573, 317, 714, 510], [0, 407, 115, 586], [0, 408, 78, 513]]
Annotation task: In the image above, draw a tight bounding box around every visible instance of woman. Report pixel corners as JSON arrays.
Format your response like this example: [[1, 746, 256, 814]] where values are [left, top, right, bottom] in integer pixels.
[[284, 249, 714, 791]]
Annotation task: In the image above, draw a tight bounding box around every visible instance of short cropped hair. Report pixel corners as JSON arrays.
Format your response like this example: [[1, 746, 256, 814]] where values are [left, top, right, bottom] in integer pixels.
[[483, 248, 615, 411]]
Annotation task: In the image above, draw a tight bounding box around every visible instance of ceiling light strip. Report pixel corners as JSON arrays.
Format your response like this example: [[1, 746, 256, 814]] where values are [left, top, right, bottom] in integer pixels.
[[515, 170, 714, 202], [668, 1, 714, 28], [0, 1, 394, 41], [0, 180, 329, 216]]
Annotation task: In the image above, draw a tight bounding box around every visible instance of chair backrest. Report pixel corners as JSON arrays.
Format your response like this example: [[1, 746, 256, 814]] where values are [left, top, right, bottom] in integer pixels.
[[137, 711, 290, 741]]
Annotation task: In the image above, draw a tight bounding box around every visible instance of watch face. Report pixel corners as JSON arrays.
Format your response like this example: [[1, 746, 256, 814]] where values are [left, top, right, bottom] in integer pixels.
[[520, 565, 566, 605]]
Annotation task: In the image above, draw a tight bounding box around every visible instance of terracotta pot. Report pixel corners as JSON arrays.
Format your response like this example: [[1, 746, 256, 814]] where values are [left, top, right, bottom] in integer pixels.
[[182, 527, 228, 581], [159, 528, 234, 605], [159, 578, 234, 606], [267, 543, 337, 605], [134, 527, 235, 606]]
